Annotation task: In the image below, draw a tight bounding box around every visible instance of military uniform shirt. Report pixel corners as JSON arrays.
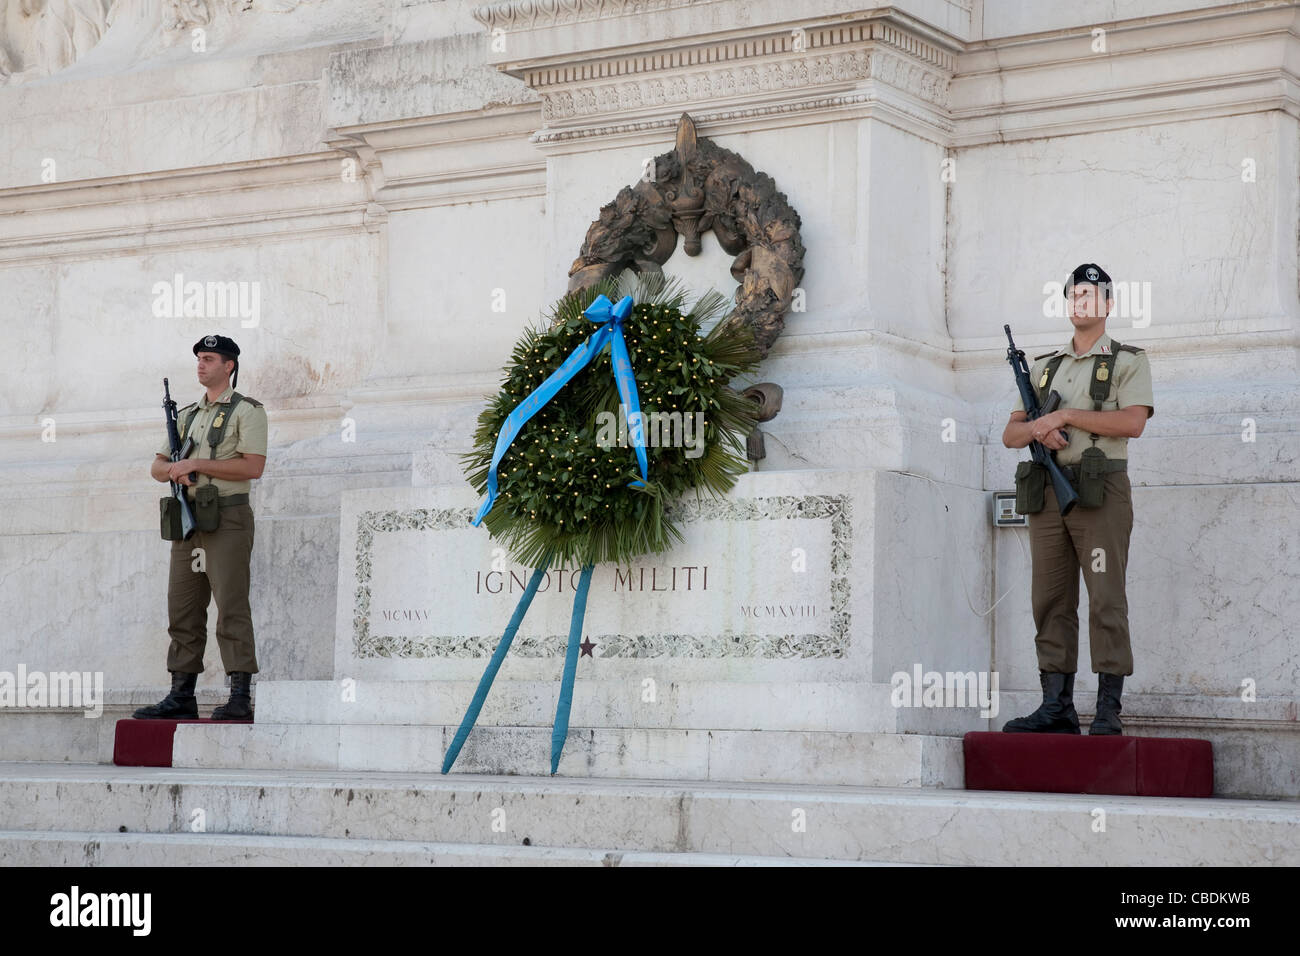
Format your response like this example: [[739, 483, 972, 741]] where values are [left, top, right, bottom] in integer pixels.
[[157, 384, 268, 499], [1012, 331, 1154, 466]]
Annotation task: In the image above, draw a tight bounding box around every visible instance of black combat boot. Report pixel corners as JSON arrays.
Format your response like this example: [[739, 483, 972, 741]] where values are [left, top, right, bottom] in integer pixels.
[[1001, 671, 1081, 734], [211, 672, 254, 721], [1088, 673, 1124, 735], [133, 671, 198, 720]]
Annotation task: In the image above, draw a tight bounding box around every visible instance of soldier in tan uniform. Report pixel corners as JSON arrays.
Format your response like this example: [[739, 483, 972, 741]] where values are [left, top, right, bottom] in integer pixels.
[[135, 334, 268, 722], [1001, 264, 1155, 735]]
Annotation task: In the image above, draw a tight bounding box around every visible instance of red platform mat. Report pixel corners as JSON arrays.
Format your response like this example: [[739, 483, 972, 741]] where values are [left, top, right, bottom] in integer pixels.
[[113, 718, 252, 768], [963, 732, 1213, 797]]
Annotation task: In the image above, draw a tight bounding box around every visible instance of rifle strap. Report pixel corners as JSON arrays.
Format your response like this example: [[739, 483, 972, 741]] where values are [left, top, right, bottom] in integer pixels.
[[1086, 346, 1118, 445], [205, 392, 245, 451], [181, 405, 200, 442]]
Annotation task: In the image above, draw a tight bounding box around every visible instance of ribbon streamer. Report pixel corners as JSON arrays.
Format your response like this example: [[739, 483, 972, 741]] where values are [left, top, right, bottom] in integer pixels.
[[442, 559, 550, 774], [550, 563, 595, 775], [471, 293, 649, 526]]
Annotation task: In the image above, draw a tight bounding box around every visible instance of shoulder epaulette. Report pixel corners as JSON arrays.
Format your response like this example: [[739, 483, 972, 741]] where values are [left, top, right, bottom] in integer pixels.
[[1033, 351, 1057, 361], [226, 391, 263, 408], [1116, 343, 1143, 354]]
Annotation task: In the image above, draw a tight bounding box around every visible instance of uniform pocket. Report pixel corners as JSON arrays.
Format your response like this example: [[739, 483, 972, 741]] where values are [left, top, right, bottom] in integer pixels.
[[194, 483, 221, 533], [1014, 460, 1045, 514], [218, 503, 253, 534], [1077, 447, 1107, 509], [160, 496, 182, 540], [1104, 472, 1131, 505]]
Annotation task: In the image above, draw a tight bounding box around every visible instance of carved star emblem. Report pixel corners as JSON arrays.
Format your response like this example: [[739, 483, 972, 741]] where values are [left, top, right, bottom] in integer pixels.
[[579, 639, 596, 658]]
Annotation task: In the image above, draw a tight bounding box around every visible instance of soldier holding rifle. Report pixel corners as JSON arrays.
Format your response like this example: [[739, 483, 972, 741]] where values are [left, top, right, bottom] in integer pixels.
[[136, 335, 267, 722], [1002, 264, 1154, 735]]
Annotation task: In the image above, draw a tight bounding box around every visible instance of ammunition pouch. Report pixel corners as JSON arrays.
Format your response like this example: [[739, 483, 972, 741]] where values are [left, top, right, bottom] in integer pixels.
[[1076, 447, 1107, 509], [1060, 453, 1127, 509], [160, 496, 183, 541], [1014, 460, 1046, 515], [194, 483, 221, 533]]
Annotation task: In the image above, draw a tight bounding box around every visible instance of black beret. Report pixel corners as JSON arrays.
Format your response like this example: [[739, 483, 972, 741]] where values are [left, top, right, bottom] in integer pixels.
[[1064, 263, 1112, 297], [193, 334, 240, 359]]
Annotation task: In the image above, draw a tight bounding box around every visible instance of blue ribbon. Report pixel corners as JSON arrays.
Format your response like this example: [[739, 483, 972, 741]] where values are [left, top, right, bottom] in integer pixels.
[[442, 559, 550, 774], [471, 294, 649, 526], [550, 563, 594, 775]]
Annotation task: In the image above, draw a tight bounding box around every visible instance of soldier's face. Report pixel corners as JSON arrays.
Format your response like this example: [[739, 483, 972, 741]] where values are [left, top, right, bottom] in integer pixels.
[[1068, 284, 1112, 324], [196, 351, 233, 387]]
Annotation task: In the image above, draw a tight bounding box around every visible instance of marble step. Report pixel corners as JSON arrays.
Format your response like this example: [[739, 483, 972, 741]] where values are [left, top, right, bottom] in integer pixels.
[[3, 763, 1297, 865], [0, 831, 891, 867], [171, 722, 965, 789], [249, 679, 916, 733]]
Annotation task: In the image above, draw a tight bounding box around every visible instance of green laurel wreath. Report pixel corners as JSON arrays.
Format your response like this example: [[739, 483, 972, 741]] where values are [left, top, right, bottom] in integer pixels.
[[463, 271, 762, 568]]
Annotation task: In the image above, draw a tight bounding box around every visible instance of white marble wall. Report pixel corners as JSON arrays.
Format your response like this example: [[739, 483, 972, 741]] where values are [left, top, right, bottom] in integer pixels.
[[0, 1, 1295, 785], [948, 112, 1298, 359]]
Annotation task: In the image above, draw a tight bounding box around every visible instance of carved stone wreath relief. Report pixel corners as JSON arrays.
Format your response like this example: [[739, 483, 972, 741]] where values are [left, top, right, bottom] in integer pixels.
[[567, 113, 805, 457]]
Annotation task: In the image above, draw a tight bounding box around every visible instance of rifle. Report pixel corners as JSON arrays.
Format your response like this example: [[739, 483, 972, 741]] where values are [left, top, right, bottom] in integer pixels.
[[163, 378, 198, 539], [1004, 325, 1079, 515]]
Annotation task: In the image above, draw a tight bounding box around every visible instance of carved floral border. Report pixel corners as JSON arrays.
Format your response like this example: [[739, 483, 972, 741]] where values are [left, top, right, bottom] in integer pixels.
[[351, 494, 852, 659]]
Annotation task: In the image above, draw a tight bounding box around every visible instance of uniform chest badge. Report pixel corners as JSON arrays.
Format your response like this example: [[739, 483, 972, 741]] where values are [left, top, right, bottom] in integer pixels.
[[1038, 370, 1049, 388], [213, 412, 226, 429], [1096, 366, 1109, 382]]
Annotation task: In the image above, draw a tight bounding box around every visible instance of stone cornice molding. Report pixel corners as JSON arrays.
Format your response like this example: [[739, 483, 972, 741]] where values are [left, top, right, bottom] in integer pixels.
[[325, 105, 547, 211], [0, 152, 372, 264], [537, 44, 953, 121], [475, 1, 1300, 147], [952, 2, 1300, 144], [520, 19, 955, 86], [506, 13, 958, 143], [0, 104, 546, 264], [530, 87, 948, 147]]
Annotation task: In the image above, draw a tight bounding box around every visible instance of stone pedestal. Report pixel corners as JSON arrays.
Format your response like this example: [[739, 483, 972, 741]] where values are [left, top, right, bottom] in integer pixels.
[[174, 468, 991, 788]]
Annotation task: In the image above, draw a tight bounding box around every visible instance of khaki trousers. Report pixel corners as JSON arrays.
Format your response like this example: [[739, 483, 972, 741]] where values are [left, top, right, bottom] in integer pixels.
[[1027, 472, 1134, 676], [165, 503, 259, 674]]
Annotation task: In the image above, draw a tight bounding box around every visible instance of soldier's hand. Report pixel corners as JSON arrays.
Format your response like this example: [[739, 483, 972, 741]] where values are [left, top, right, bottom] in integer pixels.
[[168, 459, 199, 484], [1031, 410, 1070, 450], [1035, 410, 1068, 434], [1038, 428, 1069, 451]]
